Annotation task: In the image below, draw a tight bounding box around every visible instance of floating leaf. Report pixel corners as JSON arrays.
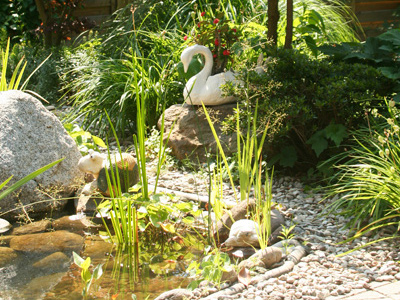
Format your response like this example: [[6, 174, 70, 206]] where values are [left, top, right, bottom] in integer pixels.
[[182, 216, 194, 224], [160, 223, 176, 233]]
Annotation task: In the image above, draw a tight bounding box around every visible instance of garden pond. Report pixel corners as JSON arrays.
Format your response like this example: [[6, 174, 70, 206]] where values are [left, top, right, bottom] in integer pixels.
[[0, 211, 205, 300]]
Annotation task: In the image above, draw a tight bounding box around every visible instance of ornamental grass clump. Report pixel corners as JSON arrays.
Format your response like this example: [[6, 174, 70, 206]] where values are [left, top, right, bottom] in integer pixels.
[[323, 99, 400, 249]]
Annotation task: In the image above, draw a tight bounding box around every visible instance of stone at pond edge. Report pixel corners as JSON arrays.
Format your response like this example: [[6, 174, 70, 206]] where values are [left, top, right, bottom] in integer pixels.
[[52, 215, 101, 234], [9, 230, 84, 253], [0, 247, 18, 267], [11, 219, 52, 235], [0, 235, 14, 246], [238, 246, 282, 270], [154, 288, 193, 300], [158, 103, 237, 163], [215, 198, 285, 243], [224, 219, 260, 247], [32, 251, 70, 269], [0, 90, 83, 219]]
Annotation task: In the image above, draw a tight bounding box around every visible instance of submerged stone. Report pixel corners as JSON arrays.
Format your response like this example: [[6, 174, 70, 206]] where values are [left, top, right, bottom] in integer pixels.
[[32, 252, 70, 269], [0, 247, 18, 267], [9, 230, 84, 253]]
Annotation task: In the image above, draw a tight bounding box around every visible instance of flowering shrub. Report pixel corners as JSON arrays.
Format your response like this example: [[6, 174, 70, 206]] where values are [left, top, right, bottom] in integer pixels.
[[186, 10, 241, 75]]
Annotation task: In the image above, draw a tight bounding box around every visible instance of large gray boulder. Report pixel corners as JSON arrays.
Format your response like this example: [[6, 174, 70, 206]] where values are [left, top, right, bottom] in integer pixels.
[[0, 90, 83, 219], [157, 103, 237, 163]]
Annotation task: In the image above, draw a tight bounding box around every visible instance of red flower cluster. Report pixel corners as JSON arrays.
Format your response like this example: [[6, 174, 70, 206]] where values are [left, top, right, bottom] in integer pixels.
[[184, 9, 241, 74]]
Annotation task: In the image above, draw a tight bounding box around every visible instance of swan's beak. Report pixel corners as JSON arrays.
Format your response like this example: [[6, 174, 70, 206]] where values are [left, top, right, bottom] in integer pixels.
[[183, 62, 188, 73]]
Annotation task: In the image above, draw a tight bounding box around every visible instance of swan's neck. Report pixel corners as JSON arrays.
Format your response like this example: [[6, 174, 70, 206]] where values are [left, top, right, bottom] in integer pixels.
[[192, 46, 213, 82]]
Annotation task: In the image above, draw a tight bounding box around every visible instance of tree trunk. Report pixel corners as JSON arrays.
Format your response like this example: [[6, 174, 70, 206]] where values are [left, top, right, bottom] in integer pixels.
[[267, 0, 280, 45], [284, 0, 293, 49], [34, 0, 52, 48]]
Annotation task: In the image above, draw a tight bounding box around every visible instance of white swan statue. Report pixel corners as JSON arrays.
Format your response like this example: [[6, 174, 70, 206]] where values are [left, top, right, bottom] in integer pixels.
[[181, 44, 242, 106]]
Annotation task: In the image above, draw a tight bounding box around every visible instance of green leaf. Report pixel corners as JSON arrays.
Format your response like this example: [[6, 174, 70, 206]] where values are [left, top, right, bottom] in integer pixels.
[[92, 264, 103, 280], [73, 251, 85, 267], [307, 131, 328, 157], [279, 146, 298, 167], [82, 269, 92, 283], [324, 123, 348, 146], [148, 205, 169, 226], [81, 257, 91, 271], [160, 223, 176, 233], [379, 67, 400, 80], [91, 135, 107, 148], [138, 219, 146, 231], [0, 158, 65, 200], [182, 216, 194, 224], [175, 202, 193, 212], [0, 176, 13, 190]]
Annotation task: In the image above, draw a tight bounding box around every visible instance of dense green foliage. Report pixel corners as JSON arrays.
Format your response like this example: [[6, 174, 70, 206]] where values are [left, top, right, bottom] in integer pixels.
[[319, 28, 400, 100], [229, 48, 395, 170], [0, 0, 41, 43]]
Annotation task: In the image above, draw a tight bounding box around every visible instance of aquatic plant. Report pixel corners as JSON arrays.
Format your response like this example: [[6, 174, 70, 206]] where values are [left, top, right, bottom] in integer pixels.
[[73, 252, 103, 299]]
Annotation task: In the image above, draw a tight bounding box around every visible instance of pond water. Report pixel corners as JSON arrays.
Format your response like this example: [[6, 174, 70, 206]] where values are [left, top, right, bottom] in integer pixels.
[[0, 219, 202, 300]]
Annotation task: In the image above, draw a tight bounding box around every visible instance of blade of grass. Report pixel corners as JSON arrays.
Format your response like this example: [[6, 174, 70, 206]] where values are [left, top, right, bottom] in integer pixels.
[[0, 158, 65, 200]]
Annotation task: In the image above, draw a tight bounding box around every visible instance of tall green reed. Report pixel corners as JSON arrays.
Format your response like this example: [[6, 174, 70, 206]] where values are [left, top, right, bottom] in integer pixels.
[[202, 90, 272, 247], [253, 163, 273, 249]]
